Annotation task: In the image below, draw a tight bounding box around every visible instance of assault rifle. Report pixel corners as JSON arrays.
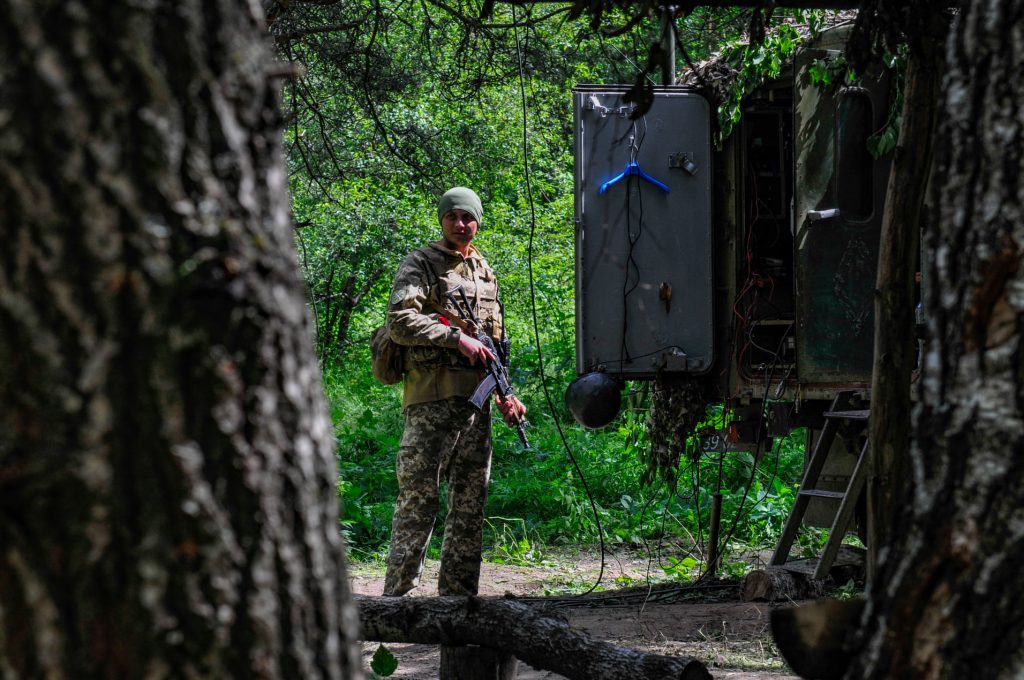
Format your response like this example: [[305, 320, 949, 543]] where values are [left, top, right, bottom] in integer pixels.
[[445, 286, 530, 449]]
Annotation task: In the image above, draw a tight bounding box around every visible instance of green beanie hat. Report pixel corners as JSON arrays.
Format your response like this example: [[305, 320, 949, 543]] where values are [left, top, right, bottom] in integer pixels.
[[437, 187, 483, 226]]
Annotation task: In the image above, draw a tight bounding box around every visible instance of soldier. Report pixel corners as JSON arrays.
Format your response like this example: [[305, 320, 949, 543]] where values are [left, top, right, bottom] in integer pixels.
[[383, 187, 527, 597]]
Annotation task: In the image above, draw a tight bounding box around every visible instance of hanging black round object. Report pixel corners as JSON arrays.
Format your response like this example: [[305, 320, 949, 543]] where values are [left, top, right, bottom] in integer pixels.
[[564, 372, 622, 429]]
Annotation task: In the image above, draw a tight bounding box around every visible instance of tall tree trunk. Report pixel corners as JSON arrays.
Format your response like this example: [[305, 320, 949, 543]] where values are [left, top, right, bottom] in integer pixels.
[[866, 28, 945, 579], [850, 2, 1024, 677], [0, 2, 362, 678]]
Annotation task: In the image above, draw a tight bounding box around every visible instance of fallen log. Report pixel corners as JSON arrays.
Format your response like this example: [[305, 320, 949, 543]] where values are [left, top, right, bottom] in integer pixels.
[[357, 595, 711, 680]]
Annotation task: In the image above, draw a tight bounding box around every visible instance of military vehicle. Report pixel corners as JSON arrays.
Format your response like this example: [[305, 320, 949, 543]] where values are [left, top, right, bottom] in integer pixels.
[[568, 24, 910, 546]]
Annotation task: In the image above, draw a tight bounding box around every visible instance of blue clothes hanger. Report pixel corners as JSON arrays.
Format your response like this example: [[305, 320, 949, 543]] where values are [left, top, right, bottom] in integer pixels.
[[599, 160, 671, 195]]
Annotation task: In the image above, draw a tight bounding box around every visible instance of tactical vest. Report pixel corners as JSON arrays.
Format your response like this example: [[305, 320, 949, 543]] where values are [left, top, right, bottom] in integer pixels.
[[403, 243, 504, 372]]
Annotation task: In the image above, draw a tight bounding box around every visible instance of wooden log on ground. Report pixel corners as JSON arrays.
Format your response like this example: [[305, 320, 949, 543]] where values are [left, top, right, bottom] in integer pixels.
[[357, 595, 711, 680], [743, 549, 865, 602], [742, 566, 833, 602]]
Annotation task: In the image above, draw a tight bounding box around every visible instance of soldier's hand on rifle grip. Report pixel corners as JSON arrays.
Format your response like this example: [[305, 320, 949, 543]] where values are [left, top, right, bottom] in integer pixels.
[[456, 331, 495, 366], [496, 394, 527, 427]]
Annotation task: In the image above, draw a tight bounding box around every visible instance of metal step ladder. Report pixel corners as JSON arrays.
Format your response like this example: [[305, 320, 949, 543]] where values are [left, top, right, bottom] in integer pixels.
[[770, 391, 869, 580]]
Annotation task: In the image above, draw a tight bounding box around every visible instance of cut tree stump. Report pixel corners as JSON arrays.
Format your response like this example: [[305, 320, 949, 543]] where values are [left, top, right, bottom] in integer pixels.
[[743, 548, 865, 602], [440, 645, 518, 680], [357, 595, 711, 680], [741, 566, 832, 602]]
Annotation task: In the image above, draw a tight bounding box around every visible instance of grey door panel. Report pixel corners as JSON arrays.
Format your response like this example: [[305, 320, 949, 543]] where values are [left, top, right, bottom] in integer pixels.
[[574, 87, 714, 377]]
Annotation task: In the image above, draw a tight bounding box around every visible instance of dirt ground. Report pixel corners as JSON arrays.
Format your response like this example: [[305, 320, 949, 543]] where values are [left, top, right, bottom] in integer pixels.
[[351, 551, 800, 679]]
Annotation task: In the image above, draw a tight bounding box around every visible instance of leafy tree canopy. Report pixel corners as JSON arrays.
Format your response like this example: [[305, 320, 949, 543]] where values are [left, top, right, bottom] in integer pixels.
[[269, 0, 850, 367]]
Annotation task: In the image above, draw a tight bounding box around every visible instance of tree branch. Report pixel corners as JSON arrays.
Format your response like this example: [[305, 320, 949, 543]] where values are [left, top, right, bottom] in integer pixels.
[[274, 20, 367, 40]]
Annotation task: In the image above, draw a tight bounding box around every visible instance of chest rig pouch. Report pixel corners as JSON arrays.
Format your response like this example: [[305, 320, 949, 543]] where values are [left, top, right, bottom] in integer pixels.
[[405, 246, 506, 371]]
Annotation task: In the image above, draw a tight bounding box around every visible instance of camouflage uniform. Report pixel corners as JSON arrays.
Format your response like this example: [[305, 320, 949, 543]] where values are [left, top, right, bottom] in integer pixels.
[[383, 240, 503, 597], [383, 398, 492, 596]]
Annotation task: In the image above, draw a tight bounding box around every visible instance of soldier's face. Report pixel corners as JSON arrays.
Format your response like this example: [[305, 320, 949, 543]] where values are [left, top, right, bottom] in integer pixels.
[[441, 209, 479, 253]]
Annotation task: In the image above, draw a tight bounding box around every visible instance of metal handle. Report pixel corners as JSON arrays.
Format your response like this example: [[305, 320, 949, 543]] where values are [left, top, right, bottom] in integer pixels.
[[807, 208, 841, 222]]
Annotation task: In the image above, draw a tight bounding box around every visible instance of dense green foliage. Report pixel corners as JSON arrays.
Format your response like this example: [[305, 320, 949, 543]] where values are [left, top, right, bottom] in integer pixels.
[[328, 344, 812, 576], [274, 2, 852, 577]]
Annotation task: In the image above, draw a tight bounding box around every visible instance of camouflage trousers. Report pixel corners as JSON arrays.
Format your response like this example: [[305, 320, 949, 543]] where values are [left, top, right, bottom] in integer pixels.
[[383, 397, 492, 596]]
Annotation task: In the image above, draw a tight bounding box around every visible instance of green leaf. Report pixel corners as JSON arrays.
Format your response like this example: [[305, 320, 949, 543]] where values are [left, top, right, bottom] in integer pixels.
[[371, 644, 399, 677], [868, 125, 899, 159]]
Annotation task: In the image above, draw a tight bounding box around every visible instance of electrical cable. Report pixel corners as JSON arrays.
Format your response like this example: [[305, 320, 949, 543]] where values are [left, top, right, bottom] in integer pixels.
[[619, 118, 647, 367], [511, 6, 606, 595], [694, 397, 770, 579], [686, 151, 790, 580], [511, 17, 799, 597], [592, 345, 689, 368], [697, 322, 792, 580], [515, 579, 738, 609], [600, 38, 659, 86], [692, 129, 800, 578], [617, 125, 703, 605], [637, 486, 665, 617], [639, 459, 702, 615]]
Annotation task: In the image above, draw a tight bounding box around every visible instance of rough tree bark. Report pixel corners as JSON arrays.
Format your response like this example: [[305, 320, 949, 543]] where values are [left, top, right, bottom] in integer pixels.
[[866, 21, 946, 578], [0, 2, 362, 678], [849, 2, 1024, 677], [358, 596, 711, 680]]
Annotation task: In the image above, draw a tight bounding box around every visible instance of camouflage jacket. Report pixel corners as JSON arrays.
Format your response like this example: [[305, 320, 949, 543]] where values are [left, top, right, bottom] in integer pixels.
[[387, 240, 504, 409]]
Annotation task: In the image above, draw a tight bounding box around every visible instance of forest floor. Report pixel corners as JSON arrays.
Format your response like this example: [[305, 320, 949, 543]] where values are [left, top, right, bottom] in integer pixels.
[[350, 548, 800, 679]]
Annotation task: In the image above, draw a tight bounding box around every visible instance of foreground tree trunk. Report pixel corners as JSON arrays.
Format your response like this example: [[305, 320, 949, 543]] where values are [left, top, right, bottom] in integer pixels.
[[358, 596, 711, 680], [850, 2, 1024, 677], [865, 28, 945, 578], [0, 2, 361, 677]]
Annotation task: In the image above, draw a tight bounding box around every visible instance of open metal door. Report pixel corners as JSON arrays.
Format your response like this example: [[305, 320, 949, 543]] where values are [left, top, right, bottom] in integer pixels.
[[793, 37, 894, 385], [573, 87, 713, 378]]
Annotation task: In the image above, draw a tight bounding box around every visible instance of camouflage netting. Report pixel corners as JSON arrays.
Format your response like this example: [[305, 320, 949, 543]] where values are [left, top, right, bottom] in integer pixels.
[[675, 55, 739, 112], [676, 11, 860, 108], [642, 375, 707, 487]]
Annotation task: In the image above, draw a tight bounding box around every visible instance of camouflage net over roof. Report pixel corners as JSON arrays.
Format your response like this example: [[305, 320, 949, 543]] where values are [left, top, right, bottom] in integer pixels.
[[676, 11, 859, 125]]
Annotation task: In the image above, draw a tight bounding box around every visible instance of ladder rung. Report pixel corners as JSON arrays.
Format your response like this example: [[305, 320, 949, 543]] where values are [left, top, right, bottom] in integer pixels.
[[798, 489, 845, 499], [824, 409, 870, 421]]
